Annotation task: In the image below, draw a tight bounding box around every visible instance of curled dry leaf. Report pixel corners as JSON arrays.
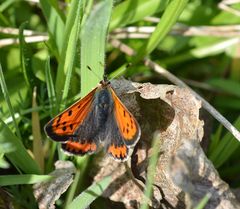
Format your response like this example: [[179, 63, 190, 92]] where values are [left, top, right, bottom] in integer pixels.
[[33, 160, 76, 209], [170, 139, 240, 209], [92, 78, 240, 209]]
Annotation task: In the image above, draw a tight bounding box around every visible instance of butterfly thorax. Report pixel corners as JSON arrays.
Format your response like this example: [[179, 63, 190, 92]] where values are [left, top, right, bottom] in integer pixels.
[[95, 86, 113, 114]]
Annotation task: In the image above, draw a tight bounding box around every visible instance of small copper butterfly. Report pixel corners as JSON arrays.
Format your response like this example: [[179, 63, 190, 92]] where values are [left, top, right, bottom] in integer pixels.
[[45, 75, 141, 161]]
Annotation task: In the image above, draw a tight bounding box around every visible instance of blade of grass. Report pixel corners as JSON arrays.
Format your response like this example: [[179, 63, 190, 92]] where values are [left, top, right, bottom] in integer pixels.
[[67, 176, 111, 209], [207, 78, 240, 98], [55, 0, 84, 106], [45, 56, 57, 117], [0, 63, 21, 139], [47, 0, 66, 21], [0, 174, 53, 186], [32, 87, 44, 172], [110, 0, 169, 31], [140, 132, 161, 209], [0, 118, 41, 174], [0, 141, 14, 169], [19, 22, 35, 89], [65, 155, 91, 205], [80, 0, 94, 28], [194, 193, 211, 209], [160, 38, 240, 66], [61, 1, 83, 108], [0, 156, 9, 169], [64, 170, 81, 207], [0, 141, 15, 154], [108, 63, 131, 79], [45, 57, 58, 172], [40, 0, 65, 55], [134, 0, 189, 62], [209, 117, 240, 168], [80, 0, 113, 96], [0, 174, 52, 186], [207, 125, 222, 156]]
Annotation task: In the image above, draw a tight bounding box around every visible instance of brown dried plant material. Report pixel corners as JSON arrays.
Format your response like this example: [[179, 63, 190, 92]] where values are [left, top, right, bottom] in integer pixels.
[[33, 161, 76, 209], [92, 78, 240, 209], [170, 140, 240, 209]]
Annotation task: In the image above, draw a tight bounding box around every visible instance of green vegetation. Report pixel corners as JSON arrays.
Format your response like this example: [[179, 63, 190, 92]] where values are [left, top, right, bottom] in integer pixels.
[[0, 0, 240, 208]]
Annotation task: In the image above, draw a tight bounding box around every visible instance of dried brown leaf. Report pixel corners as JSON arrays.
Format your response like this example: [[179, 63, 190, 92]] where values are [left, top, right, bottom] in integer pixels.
[[33, 161, 76, 209]]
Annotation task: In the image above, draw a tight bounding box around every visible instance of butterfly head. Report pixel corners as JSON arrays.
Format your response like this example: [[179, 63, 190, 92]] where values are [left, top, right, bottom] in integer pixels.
[[100, 75, 110, 88]]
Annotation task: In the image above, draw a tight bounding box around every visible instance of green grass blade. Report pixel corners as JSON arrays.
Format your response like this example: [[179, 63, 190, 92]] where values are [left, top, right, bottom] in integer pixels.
[[80, 0, 113, 96], [19, 22, 34, 89], [0, 63, 21, 139], [55, 0, 84, 104], [0, 142, 15, 154], [209, 117, 240, 168], [45, 56, 57, 116], [135, 0, 189, 62], [194, 193, 211, 209], [140, 132, 160, 209], [0, 156, 10, 169], [161, 38, 240, 66], [207, 125, 222, 156], [40, 0, 65, 55], [110, 0, 169, 31], [0, 118, 41, 174], [64, 170, 81, 207], [32, 87, 44, 172], [0, 174, 52, 186], [207, 78, 240, 98], [47, 0, 66, 21], [67, 176, 111, 209], [61, 3, 83, 107], [80, 0, 94, 28]]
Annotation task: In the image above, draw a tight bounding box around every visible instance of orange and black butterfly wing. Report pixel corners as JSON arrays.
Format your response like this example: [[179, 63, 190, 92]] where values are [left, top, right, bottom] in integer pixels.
[[110, 87, 140, 146], [45, 87, 97, 141], [105, 117, 130, 161], [61, 140, 97, 156], [105, 87, 141, 161], [45, 87, 99, 155]]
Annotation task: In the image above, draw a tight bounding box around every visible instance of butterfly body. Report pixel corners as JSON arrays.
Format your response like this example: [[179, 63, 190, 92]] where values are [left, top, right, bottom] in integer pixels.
[[45, 79, 140, 161]]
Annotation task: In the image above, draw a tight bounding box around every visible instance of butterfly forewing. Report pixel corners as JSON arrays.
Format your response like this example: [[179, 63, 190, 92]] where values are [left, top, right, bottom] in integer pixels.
[[44, 87, 97, 142], [110, 87, 140, 147]]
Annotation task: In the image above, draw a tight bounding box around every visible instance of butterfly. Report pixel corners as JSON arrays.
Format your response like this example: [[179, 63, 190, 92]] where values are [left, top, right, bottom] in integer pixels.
[[45, 76, 141, 161]]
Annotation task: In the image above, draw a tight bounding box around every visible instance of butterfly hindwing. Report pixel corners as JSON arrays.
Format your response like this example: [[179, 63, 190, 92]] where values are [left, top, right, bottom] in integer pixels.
[[61, 139, 97, 155], [107, 142, 129, 161], [44, 87, 97, 142]]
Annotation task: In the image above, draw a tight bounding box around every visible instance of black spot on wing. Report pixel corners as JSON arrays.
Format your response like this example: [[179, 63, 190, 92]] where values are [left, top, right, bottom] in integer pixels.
[[57, 115, 62, 124], [68, 110, 72, 116], [44, 120, 71, 142]]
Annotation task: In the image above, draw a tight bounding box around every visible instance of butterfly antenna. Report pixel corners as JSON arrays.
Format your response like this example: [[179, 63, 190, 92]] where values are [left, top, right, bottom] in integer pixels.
[[109, 63, 132, 81], [87, 65, 102, 81]]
